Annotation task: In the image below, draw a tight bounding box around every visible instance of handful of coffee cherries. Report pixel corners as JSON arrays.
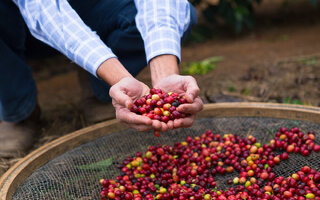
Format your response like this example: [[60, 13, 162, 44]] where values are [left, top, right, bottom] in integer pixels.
[[131, 88, 188, 137]]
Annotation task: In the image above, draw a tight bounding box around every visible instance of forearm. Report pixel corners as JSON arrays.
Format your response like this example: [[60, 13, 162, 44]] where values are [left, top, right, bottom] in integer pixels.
[[150, 55, 179, 86], [134, 0, 190, 65], [15, 0, 116, 78], [97, 58, 133, 86]]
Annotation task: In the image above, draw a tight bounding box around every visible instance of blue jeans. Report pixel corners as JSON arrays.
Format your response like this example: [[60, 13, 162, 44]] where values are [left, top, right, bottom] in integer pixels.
[[0, 0, 197, 122]]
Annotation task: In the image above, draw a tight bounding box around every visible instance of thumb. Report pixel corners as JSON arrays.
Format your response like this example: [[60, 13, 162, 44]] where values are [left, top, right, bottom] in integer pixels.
[[110, 89, 133, 109], [185, 82, 200, 103]]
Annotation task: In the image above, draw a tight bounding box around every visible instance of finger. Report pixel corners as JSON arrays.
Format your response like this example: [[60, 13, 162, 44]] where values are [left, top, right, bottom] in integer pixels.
[[167, 121, 174, 130], [173, 115, 195, 129], [151, 120, 162, 130], [185, 76, 200, 103], [110, 88, 133, 109], [177, 97, 203, 114], [160, 122, 169, 132], [173, 117, 194, 128], [151, 121, 169, 132], [117, 110, 152, 125]]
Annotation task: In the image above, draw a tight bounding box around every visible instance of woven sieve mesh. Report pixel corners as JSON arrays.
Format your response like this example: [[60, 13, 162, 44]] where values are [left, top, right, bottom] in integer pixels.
[[12, 117, 320, 200]]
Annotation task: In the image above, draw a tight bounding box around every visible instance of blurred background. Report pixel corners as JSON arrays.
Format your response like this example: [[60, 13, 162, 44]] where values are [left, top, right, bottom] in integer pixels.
[[1, 0, 320, 176]]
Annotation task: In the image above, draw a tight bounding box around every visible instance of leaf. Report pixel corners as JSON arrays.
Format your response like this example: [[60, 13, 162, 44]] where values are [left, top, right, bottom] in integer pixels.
[[283, 97, 303, 105], [78, 158, 113, 170], [292, 99, 303, 105], [229, 85, 235, 92], [284, 97, 291, 104], [202, 56, 224, 64], [193, 0, 318, 34], [309, 0, 318, 6]]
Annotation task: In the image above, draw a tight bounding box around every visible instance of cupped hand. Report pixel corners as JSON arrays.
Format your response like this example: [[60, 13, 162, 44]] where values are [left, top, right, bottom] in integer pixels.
[[109, 77, 168, 132], [153, 74, 203, 129]]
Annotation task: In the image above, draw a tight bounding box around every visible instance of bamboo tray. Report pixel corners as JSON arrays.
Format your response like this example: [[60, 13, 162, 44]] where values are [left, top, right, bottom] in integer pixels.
[[1, 103, 320, 200]]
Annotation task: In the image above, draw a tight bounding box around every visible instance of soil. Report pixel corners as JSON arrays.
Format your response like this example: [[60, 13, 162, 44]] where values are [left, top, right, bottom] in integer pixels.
[[1, 0, 320, 177]]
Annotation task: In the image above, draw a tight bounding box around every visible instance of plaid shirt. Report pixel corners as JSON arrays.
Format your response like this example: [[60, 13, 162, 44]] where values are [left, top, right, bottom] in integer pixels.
[[13, 0, 190, 77]]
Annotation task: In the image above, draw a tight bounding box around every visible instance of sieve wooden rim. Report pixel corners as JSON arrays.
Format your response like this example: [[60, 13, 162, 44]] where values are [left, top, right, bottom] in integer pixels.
[[1, 102, 320, 200]]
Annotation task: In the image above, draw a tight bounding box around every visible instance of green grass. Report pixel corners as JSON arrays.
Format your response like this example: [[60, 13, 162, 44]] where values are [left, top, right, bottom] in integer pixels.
[[298, 57, 318, 66], [181, 56, 224, 75], [279, 34, 289, 41]]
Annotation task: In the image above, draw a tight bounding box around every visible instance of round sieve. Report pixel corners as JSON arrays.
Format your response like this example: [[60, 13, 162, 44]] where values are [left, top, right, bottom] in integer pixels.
[[1, 103, 320, 200]]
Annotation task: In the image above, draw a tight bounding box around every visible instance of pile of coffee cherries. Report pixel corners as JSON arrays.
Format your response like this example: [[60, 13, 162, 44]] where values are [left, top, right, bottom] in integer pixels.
[[131, 88, 188, 136], [100, 127, 320, 200]]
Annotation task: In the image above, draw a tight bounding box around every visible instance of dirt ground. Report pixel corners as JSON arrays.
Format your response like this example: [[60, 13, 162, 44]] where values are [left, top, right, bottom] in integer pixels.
[[1, 0, 320, 177]]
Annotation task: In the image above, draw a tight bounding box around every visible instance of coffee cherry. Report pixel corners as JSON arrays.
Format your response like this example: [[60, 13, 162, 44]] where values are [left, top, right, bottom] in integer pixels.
[[156, 100, 164, 108], [108, 192, 116, 199], [150, 88, 157, 94], [154, 108, 162, 116], [179, 98, 187, 104], [125, 193, 133, 200], [280, 152, 289, 160], [163, 103, 171, 110], [131, 105, 139, 113], [313, 144, 320, 152], [164, 96, 175, 104], [138, 107, 146, 114], [283, 191, 292, 198], [168, 106, 176, 113], [150, 99, 157, 106], [146, 99, 152, 105], [153, 131, 160, 137], [163, 111, 170, 117], [161, 116, 169, 123], [260, 172, 269, 180], [287, 145, 294, 153], [172, 100, 180, 107], [302, 149, 310, 156], [146, 113, 154, 119], [172, 110, 181, 119], [302, 166, 310, 173], [152, 94, 160, 101], [306, 193, 315, 199], [153, 115, 161, 121], [155, 89, 162, 94]]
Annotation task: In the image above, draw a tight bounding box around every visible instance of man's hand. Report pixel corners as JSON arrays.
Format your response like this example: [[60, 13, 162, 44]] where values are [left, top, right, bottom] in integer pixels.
[[109, 77, 169, 132], [150, 55, 203, 130], [97, 58, 170, 132], [154, 74, 203, 129]]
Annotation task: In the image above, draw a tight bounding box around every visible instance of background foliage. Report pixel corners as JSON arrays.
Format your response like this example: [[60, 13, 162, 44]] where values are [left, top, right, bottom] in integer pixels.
[[190, 0, 319, 33]]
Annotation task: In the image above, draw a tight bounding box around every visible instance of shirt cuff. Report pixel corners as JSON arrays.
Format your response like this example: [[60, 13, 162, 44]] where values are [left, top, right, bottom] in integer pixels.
[[73, 38, 117, 78], [144, 27, 181, 64]]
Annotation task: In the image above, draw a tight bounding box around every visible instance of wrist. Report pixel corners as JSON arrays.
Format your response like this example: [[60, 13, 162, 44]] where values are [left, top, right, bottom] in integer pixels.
[[150, 55, 179, 86], [97, 58, 133, 86]]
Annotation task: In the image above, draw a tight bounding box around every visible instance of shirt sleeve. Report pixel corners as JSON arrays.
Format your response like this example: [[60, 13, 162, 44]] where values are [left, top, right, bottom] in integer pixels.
[[13, 0, 116, 77], [134, 0, 191, 63]]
